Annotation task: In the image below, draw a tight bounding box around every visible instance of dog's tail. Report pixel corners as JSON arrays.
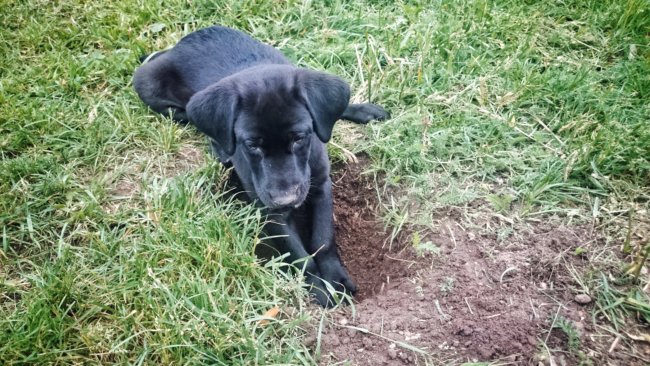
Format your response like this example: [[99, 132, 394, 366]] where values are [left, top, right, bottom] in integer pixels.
[[138, 50, 168, 64]]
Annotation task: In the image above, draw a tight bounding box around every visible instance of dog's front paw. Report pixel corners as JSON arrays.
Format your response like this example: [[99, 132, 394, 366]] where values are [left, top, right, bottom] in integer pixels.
[[361, 103, 390, 122], [342, 103, 390, 124], [305, 275, 334, 308], [321, 263, 357, 297], [306, 264, 356, 308]]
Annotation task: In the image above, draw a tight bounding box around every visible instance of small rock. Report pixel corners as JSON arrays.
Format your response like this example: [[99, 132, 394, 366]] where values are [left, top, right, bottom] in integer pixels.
[[452, 340, 460, 347], [574, 294, 592, 305], [533, 352, 548, 363], [387, 346, 398, 359], [398, 352, 408, 360], [303, 335, 317, 347], [339, 317, 348, 325], [464, 341, 472, 347]]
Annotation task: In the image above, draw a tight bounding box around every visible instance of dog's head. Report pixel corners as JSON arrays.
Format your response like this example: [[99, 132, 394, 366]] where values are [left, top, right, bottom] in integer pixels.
[[186, 65, 350, 209]]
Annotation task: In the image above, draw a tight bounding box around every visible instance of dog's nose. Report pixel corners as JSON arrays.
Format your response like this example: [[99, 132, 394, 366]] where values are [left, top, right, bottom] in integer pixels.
[[271, 194, 298, 206], [269, 185, 301, 207]]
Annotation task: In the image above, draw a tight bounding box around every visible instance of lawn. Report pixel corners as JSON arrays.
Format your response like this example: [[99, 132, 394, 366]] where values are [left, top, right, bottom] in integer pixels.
[[1, 0, 648, 364]]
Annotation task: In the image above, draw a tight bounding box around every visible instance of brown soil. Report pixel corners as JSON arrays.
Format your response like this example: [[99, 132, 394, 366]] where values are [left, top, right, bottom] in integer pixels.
[[332, 163, 418, 301], [322, 158, 649, 365]]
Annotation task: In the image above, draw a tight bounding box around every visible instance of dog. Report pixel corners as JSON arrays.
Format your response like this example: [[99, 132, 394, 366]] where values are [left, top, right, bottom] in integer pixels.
[[133, 25, 388, 307]]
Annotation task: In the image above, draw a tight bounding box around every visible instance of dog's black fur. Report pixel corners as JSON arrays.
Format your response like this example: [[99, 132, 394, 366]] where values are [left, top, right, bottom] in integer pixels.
[[133, 25, 388, 307]]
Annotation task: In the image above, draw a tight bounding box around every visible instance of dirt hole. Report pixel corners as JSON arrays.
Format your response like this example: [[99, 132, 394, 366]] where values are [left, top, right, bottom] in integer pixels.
[[322, 159, 628, 365], [332, 158, 418, 301]]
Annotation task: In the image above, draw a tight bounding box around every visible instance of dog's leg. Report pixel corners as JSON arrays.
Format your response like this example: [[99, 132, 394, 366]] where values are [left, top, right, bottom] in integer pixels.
[[263, 212, 332, 307], [340, 103, 390, 124], [306, 178, 357, 298], [133, 56, 194, 123]]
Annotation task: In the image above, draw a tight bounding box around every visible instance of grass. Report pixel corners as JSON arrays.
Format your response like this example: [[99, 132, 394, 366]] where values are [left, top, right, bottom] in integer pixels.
[[358, 1, 649, 213], [1, 0, 649, 364]]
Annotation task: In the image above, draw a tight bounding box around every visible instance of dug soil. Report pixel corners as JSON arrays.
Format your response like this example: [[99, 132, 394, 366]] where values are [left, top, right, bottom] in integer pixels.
[[320, 158, 648, 365]]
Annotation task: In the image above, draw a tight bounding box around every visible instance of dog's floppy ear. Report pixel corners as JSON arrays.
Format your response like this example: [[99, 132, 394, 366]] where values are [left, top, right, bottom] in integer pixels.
[[186, 84, 239, 159], [297, 70, 350, 143]]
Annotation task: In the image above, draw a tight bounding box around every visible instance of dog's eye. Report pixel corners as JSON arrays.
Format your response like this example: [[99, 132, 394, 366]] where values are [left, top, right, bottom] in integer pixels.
[[292, 134, 308, 145], [245, 140, 262, 153]]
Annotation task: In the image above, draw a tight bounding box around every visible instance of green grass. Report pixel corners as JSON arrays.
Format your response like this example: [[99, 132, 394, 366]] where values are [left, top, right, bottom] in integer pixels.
[[1, 0, 649, 364], [357, 1, 649, 213]]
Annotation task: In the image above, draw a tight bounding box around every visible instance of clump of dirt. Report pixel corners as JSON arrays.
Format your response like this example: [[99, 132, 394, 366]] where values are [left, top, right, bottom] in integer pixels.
[[320, 159, 637, 365]]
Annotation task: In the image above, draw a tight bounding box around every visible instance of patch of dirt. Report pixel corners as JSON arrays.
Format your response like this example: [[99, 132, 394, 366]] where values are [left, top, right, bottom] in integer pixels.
[[102, 144, 206, 214], [321, 158, 649, 365], [332, 161, 418, 301]]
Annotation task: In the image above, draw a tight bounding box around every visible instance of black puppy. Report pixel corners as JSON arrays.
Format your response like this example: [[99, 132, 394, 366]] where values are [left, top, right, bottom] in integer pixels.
[[133, 25, 388, 306]]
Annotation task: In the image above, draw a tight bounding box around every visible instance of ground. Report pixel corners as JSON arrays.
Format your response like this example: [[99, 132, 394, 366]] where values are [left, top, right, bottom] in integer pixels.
[[316, 158, 649, 365]]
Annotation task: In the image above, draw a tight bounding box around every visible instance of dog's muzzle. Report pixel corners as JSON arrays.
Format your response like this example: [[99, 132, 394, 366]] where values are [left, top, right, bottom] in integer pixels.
[[268, 185, 302, 208]]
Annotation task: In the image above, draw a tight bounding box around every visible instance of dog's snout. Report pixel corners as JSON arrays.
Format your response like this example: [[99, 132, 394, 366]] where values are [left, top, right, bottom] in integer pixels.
[[269, 185, 302, 207], [270, 194, 298, 206]]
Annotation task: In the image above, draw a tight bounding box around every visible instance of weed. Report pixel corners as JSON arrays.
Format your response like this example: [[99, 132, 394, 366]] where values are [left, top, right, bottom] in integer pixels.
[[412, 232, 441, 257], [439, 277, 455, 296], [552, 316, 581, 352], [594, 275, 650, 331]]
